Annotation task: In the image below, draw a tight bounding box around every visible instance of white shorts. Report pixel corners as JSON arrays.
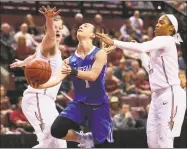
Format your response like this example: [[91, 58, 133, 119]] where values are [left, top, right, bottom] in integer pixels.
[[22, 93, 67, 148], [146, 85, 186, 148]]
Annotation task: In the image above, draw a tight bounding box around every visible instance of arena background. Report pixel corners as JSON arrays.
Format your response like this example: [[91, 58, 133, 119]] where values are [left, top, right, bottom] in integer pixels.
[[0, 1, 187, 148]]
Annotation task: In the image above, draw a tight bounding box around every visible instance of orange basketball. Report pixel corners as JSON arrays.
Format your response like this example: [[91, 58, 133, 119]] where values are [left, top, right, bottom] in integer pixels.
[[24, 58, 52, 85]]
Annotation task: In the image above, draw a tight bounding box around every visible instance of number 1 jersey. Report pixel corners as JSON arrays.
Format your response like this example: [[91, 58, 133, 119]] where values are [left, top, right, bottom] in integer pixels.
[[69, 46, 108, 105]]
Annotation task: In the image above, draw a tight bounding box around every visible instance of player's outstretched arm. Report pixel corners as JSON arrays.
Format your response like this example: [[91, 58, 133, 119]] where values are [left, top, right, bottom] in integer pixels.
[[39, 6, 62, 53], [96, 32, 166, 53], [61, 50, 107, 81], [10, 53, 37, 68]]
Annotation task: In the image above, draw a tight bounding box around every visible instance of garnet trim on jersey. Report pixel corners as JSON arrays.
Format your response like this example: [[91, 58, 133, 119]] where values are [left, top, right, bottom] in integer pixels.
[[161, 56, 178, 130], [35, 93, 45, 132]]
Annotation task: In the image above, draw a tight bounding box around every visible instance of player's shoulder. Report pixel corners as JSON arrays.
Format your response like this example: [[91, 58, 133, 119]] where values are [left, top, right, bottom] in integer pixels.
[[153, 36, 174, 42], [95, 48, 107, 57]]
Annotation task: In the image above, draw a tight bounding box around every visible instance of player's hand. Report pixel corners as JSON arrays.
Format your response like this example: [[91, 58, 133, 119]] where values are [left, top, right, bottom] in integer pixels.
[[102, 45, 116, 54], [131, 40, 137, 43], [29, 81, 40, 89], [10, 59, 24, 68], [95, 32, 114, 46], [100, 32, 116, 54], [39, 5, 62, 18], [61, 63, 71, 75]]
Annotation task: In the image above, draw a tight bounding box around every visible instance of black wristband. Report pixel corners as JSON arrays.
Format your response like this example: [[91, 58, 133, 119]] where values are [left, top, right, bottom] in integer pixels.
[[70, 68, 78, 76]]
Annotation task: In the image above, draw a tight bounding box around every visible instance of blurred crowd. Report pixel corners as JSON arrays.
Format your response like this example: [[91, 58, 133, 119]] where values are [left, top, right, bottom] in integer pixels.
[[1, 9, 186, 135], [167, 1, 187, 14]]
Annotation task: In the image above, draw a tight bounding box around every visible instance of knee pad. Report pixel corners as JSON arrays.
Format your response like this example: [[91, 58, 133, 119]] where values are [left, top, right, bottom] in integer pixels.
[[51, 117, 70, 139]]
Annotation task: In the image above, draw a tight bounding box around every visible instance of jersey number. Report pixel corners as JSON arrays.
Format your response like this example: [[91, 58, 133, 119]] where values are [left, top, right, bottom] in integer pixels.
[[85, 80, 90, 88]]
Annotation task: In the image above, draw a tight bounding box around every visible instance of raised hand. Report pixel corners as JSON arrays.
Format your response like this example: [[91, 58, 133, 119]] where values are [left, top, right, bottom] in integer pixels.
[[10, 59, 24, 68], [39, 5, 62, 18], [95, 32, 114, 46]]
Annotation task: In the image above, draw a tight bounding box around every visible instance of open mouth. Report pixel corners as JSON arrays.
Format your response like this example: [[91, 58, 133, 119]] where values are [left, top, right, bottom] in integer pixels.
[[56, 34, 60, 37], [78, 29, 83, 32]]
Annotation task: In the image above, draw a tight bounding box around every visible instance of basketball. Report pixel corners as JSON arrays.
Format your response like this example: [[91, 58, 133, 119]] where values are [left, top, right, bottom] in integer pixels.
[[24, 58, 52, 85]]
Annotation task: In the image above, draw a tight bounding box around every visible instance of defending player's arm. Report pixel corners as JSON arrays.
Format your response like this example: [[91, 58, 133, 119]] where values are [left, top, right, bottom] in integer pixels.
[[39, 6, 62, 53], [61, 50, 107, 81], [96, 32, 166, 53], [10, 53, 37, 68]]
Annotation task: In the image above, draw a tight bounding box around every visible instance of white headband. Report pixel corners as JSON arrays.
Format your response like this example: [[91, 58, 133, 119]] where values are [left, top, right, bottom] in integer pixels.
[[166, 14, 183, 44]]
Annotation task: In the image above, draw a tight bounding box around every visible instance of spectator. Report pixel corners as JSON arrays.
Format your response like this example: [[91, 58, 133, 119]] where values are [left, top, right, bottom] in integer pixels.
[[146, 25, 154, 41], [107, 48, 123, 66], [0, 23, 16, 65], [178, 71, 186, 90], [129, 10, 143, 36], [73, 13, 84, 31], [114, 58, 127, 80], [15, 35, 35, 60], [130, 60, 141, 79], [1, 23, 15, 46], [135, 104, 150, 128], [0, 84, 12, 129], [113, 104, 136, 130], [94, 14, 107, 33], [62, 24, 70, 40], [135, 69, 151, 95], [110, 96, 121, 118], [120, 19, 134, 41], [1, 124, 11, 134], [105, 67, 123, 97], [177, 49, 186, 70], [64, 28, 78, 47], [124, 71, 137, 95], [10, 96, 33, 133], [14, 23, 38, 48], [25, 14, 39, 36]]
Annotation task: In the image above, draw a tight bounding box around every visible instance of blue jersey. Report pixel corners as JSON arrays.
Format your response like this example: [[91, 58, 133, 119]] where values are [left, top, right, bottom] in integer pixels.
[[69, 46, 108, 105]]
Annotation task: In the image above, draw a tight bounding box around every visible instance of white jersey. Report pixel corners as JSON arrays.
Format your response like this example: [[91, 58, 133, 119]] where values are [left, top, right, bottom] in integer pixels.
[[24, 45, 63, 100], [114, 36, 181, 92]]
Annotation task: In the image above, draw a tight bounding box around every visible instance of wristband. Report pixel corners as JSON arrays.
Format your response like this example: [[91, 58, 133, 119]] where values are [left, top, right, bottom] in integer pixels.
[[70, 68, 78, 76]]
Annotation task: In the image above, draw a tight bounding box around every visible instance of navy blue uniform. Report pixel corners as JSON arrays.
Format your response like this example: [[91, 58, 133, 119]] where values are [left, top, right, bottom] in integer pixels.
[[60, 46, 113, 144]]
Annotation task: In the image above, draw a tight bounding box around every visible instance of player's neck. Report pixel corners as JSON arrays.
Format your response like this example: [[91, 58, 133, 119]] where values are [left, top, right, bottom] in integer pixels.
[[77, 40, 93, 55]]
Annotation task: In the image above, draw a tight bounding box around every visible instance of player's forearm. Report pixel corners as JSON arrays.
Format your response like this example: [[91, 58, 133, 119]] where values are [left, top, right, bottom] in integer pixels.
[[39, 77, 61, 89], [45, 18, 56, 37], [22, 53, 36, 66], [114, 40, 152, 53], [77, 71, 98, 81]]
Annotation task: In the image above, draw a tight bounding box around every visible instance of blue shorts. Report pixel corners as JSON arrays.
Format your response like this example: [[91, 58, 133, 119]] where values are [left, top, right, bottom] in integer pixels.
[[60, 100, 114, 144]]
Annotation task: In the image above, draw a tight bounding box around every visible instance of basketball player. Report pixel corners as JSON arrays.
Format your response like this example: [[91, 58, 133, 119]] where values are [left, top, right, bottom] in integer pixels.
[[10, 6, 69, 148], [34, 23, 114, 148], [96, 14, 186, 148]]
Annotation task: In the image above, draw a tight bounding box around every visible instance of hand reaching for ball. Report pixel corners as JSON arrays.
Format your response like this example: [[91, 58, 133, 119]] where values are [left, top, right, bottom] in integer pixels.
[[10, 59, 24, 68], [39, 5, 62, 18], [29, 81, 40, 89]]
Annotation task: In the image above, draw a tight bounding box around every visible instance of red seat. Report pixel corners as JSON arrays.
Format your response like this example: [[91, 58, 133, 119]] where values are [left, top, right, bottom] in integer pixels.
[[120, 95, 138, 107], [138, 95, 151, 108]]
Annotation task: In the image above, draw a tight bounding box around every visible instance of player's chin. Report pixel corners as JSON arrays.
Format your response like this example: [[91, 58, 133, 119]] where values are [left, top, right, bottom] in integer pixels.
[[56, 37, 62, 43], [77, 32, 84, 38]]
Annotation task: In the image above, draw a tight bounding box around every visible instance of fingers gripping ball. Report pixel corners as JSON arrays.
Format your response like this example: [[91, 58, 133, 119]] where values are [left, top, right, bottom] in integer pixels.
[[24, 58, 52, 85]]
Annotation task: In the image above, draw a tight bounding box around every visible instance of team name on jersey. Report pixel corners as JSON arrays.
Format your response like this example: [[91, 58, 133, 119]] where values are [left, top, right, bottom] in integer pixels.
[[75, 65, 92, 71]]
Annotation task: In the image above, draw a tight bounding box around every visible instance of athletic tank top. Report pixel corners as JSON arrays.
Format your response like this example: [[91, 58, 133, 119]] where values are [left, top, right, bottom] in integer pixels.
[[24, 45, 63, 100]]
